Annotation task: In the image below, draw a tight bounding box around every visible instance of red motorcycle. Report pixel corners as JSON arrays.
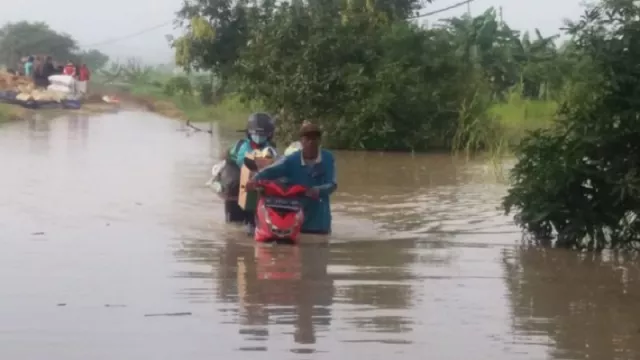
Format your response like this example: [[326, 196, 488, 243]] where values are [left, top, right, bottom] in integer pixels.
[[243, 158, 308, 244]]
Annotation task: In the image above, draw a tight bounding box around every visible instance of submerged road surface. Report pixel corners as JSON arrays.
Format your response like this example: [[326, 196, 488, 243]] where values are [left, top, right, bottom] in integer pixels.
[[1, 111, 638, 360]]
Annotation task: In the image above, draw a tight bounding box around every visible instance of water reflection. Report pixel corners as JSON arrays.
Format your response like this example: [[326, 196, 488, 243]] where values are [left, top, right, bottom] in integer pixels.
[[27, 114, 52, 154], [217, 241, 333, 352], [504, 246, 640, 360]]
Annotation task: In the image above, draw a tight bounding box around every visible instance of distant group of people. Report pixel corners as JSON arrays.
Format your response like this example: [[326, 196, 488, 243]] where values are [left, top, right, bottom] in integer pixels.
[[21, 56, 91, 94]]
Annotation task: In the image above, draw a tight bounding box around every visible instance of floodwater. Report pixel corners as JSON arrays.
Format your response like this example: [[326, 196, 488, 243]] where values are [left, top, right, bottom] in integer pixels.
[[1, 111, 639, 360]]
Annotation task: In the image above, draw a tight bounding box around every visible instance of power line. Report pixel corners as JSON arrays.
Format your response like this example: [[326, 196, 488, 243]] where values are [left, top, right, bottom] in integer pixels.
[[0, 20, 174, 55], [408, 0, 475, 19], [79, 21, 173, 48]]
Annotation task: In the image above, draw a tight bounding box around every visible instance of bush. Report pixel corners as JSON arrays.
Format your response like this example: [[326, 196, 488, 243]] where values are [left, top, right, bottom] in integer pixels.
[[503, 0, 640, 251], [235, 5, 486, 151], [163, 75, 193, 96]]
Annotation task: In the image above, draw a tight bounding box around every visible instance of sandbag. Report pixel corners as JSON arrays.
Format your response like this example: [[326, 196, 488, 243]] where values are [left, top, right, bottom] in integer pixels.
[[47, 84, 73, 93], [15, 93, 32, 102], [48, 74, 75, 87]]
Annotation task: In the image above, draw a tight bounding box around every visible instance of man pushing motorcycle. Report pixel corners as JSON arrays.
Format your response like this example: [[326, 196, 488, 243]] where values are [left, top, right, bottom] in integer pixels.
[[246, 122, 337, 235]]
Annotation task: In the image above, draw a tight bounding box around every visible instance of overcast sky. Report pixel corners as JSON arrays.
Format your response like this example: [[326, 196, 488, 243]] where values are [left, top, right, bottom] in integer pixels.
[[1, 0, 584, 64]]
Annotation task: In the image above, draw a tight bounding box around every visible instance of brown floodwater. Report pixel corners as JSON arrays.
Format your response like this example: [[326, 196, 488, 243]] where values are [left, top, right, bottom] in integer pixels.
[[1, 111, 639, 360]]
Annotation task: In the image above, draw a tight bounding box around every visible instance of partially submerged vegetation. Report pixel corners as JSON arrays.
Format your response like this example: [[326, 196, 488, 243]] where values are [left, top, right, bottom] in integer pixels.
[[503, 0, 640, 251]]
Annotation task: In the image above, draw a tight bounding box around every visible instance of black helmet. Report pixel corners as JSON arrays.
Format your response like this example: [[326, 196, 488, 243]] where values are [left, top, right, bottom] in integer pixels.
[[247, 112, 275, 137]]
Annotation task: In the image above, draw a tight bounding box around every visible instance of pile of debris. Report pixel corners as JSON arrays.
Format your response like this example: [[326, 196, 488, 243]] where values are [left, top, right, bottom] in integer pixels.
[[0, 71, 68, 103], [0, 71, 32, 89]]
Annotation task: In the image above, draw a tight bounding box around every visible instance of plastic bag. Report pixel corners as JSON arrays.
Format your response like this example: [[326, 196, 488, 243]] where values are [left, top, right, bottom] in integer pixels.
[[207, 160, 241, 199]]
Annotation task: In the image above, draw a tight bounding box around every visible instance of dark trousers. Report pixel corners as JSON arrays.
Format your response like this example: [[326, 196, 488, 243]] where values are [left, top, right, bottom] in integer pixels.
[[224, 200, 256, 227]]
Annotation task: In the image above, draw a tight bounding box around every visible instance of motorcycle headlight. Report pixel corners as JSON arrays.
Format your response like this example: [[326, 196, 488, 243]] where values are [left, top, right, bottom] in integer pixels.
[[260, 203, 272, 226], [294, 210, 303, 225]]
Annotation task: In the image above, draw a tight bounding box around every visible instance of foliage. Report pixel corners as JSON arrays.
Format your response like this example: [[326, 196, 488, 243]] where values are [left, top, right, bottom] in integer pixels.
[[98, 58, 156, 85], [503, 0, 640, 251], [173, 0, 571, 151], [163, 75, 193, 96], [194, 75, 215, 105], [238, 6, 470, 150], [75, 49, 110, 70], [0, 21, 108, 69]]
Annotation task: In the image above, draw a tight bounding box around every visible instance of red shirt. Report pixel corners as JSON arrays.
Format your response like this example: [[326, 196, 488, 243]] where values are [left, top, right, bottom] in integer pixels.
[[78, 66, 90, 81], [63, 65, 75, 76]]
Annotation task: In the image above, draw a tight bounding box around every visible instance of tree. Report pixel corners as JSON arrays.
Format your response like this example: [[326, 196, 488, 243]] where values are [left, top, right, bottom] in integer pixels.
[[0, 21, 78, 66], [503, 0, 640, 251], [234, 1, 477, 150], [172, 0, 259, 94], [76, 49, 109, 70], [170, 0, 580, 152]]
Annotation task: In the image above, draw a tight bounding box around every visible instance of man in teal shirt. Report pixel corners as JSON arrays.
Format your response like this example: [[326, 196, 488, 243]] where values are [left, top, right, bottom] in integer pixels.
[[248, 123, 337, 234], [24, 56, 34, 76]]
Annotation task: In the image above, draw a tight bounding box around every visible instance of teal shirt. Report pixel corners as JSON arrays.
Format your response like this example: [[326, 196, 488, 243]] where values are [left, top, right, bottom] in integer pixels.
[[253, 149, 337, 234], [24, 61, 33, 76]]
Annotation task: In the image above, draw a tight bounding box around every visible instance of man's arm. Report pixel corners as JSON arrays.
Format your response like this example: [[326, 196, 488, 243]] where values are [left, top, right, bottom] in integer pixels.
[[316, 152, 337, 197], [254, 156, 289, 180]]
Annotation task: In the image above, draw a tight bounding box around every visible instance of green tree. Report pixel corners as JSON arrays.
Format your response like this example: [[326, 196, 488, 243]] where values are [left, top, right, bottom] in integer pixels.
[[0, 21, 78, 66], [75, 49, 109, 70], [503, 0, 640, 251], [235, 1, 478, 151], [172, 0, 260, 95]]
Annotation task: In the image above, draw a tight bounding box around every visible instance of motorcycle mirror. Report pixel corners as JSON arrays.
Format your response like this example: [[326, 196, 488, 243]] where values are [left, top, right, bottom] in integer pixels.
[[243, 157, 259, 172]]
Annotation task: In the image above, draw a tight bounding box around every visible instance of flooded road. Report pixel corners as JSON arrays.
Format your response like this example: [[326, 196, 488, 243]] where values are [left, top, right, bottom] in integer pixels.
[[1, 111, 639, 360]]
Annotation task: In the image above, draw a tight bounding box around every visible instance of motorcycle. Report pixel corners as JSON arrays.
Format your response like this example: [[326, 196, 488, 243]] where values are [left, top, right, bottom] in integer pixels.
[[243, 157, 308, 244]]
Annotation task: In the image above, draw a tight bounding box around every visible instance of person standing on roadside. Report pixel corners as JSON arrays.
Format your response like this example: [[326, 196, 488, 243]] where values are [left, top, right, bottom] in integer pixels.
[[77, 64, 90, 95], [63, 61, 76, 77], [32, 56, 47, 88], [42, 56, 56, 87], [24, 56, 34, 77]]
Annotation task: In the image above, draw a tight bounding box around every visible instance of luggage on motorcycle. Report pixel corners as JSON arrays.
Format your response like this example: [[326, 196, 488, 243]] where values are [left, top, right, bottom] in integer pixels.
[[207, 160, 235, 196], [239, 151, 274, 211], [209, 140, 244, 198]]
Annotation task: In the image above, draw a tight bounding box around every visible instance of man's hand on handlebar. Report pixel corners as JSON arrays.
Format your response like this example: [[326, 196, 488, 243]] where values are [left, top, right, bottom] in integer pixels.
[[305, 187, 320, 198], [245, 179, 258, 191]]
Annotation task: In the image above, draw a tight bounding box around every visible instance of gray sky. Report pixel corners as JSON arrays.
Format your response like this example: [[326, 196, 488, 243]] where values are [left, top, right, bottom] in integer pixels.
[[2, 0, 583, 64]]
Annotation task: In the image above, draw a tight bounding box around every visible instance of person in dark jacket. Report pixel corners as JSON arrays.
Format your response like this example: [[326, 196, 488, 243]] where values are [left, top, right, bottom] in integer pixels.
[[223, 113, 277, 233], [32, 56, 55, 88]]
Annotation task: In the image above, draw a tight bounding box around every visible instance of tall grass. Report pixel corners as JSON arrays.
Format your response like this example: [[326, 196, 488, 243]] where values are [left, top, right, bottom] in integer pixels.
[[129, 82, 261, 129], [490, 90, 557, 146], [453, 85, 557, 159], [93, 60, 260, 129]]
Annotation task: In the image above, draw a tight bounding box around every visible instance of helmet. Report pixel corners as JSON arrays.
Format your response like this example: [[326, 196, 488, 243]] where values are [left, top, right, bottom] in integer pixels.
[[247, 112, 275, 138]]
